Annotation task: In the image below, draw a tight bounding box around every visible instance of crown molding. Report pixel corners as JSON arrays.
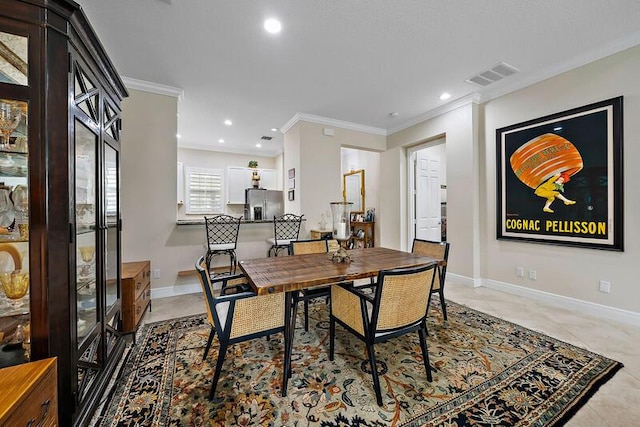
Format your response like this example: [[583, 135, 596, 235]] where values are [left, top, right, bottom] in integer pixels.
[[179, 142, 283, 157], [387, 93, 482, 135], [281, 112, 387, 136], [121, 76, 184, 98]]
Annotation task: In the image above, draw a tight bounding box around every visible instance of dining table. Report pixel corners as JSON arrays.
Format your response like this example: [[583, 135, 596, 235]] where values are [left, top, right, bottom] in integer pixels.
[[238, 246, 439, 396]]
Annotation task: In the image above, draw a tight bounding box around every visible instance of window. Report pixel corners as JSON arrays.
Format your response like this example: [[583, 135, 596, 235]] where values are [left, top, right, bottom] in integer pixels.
[[185, 167, 224, 214]]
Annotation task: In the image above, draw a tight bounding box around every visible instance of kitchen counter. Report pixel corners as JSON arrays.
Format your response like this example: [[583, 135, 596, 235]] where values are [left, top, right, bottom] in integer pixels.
[[176, 218, 304, 226]]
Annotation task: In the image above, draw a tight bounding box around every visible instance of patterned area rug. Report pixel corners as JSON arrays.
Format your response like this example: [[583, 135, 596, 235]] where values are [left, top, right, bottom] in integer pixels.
[[97, 300, 622, 426]]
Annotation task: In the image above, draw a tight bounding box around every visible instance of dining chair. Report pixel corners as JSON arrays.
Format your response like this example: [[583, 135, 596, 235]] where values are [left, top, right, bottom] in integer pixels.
[[289, 239, 334, 332], [329, 263, 437, 406], [411, 239, 451, 320], [195, 256, 285, 400], [267, 213, 303, 257], [204, 214, 242, 277]]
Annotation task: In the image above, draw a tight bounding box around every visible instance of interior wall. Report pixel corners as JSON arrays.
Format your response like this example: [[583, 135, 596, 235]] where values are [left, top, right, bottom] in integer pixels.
[[120, 89, 180, 286], [386, 103, 478, 279], [480, 44, 640, 313]]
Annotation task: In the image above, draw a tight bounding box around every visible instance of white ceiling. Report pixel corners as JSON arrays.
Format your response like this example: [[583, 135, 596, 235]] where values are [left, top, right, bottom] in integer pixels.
[[77, 0, 640, 157]]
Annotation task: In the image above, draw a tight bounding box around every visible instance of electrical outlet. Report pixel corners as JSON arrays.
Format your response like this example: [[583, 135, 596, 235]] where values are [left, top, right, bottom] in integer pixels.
[[516, 267, 524, 278], [528, 270, 537, 280], [599, 280, 611, 293], [153, 269, 160, 279]]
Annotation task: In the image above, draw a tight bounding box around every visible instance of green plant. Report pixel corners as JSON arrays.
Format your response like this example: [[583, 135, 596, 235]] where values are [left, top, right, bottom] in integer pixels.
[[248, 160, 258, 168]]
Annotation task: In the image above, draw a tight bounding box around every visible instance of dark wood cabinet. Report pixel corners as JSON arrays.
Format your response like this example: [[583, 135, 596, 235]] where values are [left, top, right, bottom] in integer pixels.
[[350, 221, 375, 248], [0, 1, 128, 425]]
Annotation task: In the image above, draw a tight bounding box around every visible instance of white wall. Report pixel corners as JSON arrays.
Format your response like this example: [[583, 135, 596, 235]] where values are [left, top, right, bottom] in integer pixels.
[[480, 44, 640, 313], [386, 103, 479, 280]]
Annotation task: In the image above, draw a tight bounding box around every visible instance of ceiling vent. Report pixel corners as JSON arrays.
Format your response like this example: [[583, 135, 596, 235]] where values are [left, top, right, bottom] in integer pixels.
[[260, 135, 273, 140], [466, 62, 519, 87]]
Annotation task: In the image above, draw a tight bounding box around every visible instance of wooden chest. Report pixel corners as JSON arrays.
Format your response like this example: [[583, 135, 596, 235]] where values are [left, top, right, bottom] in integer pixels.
[[0, 357, 58, 426], [122, 260, 151, 333]]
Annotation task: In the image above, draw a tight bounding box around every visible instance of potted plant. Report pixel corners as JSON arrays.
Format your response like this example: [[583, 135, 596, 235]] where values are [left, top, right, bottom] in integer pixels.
[[248, 160, 258, 168]]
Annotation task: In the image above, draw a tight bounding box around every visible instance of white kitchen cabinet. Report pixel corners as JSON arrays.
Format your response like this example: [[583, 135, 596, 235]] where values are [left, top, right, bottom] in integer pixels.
[[259, 168, 278, 190], [226, 166, 247, 204]]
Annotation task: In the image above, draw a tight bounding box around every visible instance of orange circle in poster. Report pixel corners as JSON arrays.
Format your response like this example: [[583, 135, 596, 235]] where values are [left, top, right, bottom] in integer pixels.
[[509, 133, 583, 189]]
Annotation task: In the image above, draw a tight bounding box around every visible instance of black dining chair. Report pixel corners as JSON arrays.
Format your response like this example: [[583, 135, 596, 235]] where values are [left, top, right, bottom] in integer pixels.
[[329, 263, 437, 406], [289, 239, 352, 332], [195, 256, 285, 400], [411, 239, 451, 320], [204, 214, 242, 277], [267, 213, 303, 257]]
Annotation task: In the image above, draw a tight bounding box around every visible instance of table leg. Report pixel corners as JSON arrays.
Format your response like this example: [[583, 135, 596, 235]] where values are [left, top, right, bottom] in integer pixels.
[[282, 291, 293, 396]]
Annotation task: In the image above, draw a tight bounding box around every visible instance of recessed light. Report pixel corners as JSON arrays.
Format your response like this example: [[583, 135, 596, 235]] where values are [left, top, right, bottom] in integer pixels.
[[439, 92, 451, 100], [264, 18, 282, 34], [256, 143, 262, 148], [176, 133, 182, 138], [218, 139, 225, 143], [224, 119, 233, 126], [271, 128, 278, 132]]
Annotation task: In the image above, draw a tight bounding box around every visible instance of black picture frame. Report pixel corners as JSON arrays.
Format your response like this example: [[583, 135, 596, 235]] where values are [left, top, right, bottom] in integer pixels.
[[288, 189, 294, 201], [496, 96, 623, 251]]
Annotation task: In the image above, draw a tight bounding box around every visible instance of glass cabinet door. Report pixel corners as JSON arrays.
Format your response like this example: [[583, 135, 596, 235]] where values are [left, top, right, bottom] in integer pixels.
[[104, 144, 118, 313], [0, 96, 29, 367], [75, 119, 98, 345]]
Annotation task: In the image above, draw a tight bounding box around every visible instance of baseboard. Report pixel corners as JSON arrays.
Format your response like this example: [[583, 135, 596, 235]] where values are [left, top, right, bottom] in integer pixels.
[[151, 272, 640, 327], [481, 277, 640, 327]]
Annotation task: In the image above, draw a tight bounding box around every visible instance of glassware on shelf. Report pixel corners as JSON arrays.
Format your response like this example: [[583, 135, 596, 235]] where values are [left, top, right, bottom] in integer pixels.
[[11, 185, 28, 240], [0, 269, 29, 308], [0, 102, 22, 149], [78, 246, 95, 279], [330, 201, 353, 263]]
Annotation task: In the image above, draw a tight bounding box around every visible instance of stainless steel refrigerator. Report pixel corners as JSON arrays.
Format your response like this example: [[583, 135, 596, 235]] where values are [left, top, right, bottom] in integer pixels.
[[244, 188, 283, 220]]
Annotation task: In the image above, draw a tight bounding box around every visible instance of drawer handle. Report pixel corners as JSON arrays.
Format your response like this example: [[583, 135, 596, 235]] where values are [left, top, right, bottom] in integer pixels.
[[26, 399, 50, 427], [136, 281, 141, 290]]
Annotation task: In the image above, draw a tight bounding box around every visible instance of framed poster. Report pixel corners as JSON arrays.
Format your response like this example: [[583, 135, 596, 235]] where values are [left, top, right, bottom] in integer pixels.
[[496, 96, 623, 251]]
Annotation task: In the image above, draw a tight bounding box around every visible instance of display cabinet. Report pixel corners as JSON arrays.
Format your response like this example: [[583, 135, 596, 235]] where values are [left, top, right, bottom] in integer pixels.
[[0, 1, 128, 425]]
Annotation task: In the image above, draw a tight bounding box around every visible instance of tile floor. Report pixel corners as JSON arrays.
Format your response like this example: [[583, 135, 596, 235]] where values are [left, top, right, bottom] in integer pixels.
[[142, 279, 640, 426]]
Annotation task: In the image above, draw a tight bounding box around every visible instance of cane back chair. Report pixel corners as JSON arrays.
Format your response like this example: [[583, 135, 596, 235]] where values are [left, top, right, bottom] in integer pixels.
[[329, 263, 437, 406], [411, 239, 450, 320], [195, 257, 285, 400]]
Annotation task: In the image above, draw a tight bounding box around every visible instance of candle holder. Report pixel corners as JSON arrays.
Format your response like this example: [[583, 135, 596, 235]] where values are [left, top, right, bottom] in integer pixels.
[[330, 201, 353, 263]]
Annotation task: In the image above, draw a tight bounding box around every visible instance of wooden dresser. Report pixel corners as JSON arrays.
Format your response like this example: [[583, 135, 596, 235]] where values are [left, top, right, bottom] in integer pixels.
[[0, 357, 58, 426], [122, 261, 152, 333]]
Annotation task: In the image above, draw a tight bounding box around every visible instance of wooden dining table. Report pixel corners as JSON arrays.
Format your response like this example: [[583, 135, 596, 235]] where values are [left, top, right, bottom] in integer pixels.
[[238, 246, 438, 396]]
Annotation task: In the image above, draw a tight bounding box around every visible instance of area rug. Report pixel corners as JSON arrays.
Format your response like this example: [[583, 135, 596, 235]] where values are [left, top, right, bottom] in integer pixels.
[[97, 300, 622, 426]]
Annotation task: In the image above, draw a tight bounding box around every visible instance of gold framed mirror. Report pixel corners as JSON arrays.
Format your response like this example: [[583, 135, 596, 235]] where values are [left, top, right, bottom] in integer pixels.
[[343, 169, 365, 213]]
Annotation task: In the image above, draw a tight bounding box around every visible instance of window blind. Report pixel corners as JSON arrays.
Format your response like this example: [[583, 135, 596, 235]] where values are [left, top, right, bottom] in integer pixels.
[[185, 167, 223, 214]]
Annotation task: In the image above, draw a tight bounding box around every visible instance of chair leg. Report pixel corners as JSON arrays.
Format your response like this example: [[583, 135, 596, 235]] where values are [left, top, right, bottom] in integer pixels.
[[202, 327, 216, 361], [209, 340, 229, 400], [367, 343, 383, 406], [291, 297, 300, 329], [329, 317, 335, 361], [304, 299, 310, 331], [418, 326, 433, 382], [439, 291, 447, 321]]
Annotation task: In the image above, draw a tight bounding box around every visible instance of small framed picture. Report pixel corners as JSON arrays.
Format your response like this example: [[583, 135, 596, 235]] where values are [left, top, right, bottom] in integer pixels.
[[288, 178, 295, 189], [288, 168, 295, 179], [288, 189, 295, 201]]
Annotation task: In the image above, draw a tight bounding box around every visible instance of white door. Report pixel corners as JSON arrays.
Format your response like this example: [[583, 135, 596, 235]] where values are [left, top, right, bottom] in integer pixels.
[[415, 150, 441, 241]]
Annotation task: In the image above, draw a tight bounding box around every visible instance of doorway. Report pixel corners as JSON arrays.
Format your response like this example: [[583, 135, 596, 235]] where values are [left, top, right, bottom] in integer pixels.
[[407, 139, 446, 250]]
